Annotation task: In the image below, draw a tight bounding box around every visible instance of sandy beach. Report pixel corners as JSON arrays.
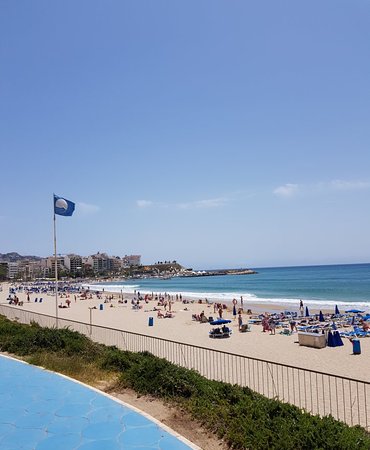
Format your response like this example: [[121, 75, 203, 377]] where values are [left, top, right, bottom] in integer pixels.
[[1, 282, 370, 383]]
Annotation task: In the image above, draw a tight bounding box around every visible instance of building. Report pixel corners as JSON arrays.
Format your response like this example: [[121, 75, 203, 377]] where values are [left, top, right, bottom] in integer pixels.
[[64, 254, 83, 275], [122, 255, 141, 267], [87, 253, 112, 274], [46, 256, 66, 277], [7, 262, 19, 279]]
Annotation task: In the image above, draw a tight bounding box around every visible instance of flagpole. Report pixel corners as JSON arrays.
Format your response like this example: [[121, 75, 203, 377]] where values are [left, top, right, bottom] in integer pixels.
[[53, 207, 59, 329]]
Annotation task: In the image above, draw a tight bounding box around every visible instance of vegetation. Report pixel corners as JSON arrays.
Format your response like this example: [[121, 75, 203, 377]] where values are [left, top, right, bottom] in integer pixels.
[[0, 315, 369, 449]]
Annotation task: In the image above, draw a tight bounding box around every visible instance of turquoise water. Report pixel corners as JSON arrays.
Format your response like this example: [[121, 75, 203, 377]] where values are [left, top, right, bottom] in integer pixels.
[[88, 263, 370, 310]]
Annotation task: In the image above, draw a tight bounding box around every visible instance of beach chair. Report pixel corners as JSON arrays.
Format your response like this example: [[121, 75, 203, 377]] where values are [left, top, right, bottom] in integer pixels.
[[279, 328, 292, 336]]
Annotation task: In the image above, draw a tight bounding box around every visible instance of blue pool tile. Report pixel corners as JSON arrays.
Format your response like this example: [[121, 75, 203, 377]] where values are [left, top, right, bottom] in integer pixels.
[[160, 434, 195, 450], [55, 402, 92, 418], [0, 407, 26, 424], [1, 427, 47, 449], [14, 412, 54, 429], [87, 405, 127, 424], [36, 432, 82, 450], [82, 421, 124, 440], [47, 415, 89, 435], [119, 425, 164, 447], [123, 411, 154, 428], [77, 439, 121, 450]]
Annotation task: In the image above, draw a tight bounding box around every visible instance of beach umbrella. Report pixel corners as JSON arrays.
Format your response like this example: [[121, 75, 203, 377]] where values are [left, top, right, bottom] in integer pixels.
[[345, 309, 365, 314], [333, 331, 344, 347], [362, 314, 370, 321], [331, 321, 337, 330], [319, 311, 325, 322], [210, 319, 232, 326], [305, 306, 309, 317], [327, 331, 335, 347], [335, 305, 340, 315]]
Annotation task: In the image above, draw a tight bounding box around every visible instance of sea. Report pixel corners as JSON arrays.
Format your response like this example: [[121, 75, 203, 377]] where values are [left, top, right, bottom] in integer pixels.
[[86, 263, 370, 311]]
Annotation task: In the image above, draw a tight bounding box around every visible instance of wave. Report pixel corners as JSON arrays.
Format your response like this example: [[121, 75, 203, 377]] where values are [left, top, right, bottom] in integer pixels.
[[83, 283, 140, 292], [82, 283, 370, 310]]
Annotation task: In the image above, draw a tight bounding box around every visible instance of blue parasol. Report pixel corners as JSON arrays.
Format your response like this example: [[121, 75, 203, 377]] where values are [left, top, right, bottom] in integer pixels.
[[305, 306, 309, 317], [327, 331, 335, 347], [345, 309, 364, 314], [319, 311, 325, 322], [210, 319, 232, 326], [335, 305, 340, 315], [333, 330, 344, 347]]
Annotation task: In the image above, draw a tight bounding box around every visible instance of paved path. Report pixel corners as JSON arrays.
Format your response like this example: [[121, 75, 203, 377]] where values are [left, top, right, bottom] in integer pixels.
[[0, 355, 197, 450]]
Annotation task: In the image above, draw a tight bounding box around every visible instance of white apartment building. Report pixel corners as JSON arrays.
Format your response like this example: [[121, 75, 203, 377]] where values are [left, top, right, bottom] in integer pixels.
[[7, 262, 19, 279], [46, 256, 66, 277], [64, 254, 83, 274], [122, 255, 141, 267]]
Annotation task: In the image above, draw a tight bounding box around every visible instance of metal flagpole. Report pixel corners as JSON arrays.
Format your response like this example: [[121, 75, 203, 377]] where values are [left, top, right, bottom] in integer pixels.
[[53, 205, 59, 329]]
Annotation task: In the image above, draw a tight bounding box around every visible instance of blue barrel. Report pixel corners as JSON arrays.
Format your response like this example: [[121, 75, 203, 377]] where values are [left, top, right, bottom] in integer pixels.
[[352, 338, 361, 355], [148, 317, 154, 326], [99, 304, 103, 311]]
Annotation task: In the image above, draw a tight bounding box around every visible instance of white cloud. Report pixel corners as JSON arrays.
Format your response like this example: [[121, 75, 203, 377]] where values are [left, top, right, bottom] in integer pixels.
[[77, 202, 100, 214], [329, 180, 370, 191], [136, 200, 154, 208], [273, 179, 370, 198], [273, 184, 299, 198], [136, 197, 228, 210], [177, 197, 227, 209]]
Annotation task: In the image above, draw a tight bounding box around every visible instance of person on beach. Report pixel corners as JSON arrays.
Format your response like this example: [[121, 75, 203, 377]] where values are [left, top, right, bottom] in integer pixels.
[[238, 312, 243, 331], [240, 296, 243, 310], [299, 299, 304, 316], [218, 306, 223, 318], [290, 319, 297, 332], [262, 316, 270, 333], [269, 318, 276, 335]]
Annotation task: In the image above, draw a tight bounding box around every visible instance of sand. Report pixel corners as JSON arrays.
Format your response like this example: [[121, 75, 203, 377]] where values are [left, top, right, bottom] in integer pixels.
[[2, 282, 369, 382]]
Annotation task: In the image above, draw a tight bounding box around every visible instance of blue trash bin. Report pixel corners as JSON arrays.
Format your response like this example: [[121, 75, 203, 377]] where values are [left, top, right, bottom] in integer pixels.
[[352, 338, 361, 355], [99, 304, 103, 311], [148, 317, 154, 326]]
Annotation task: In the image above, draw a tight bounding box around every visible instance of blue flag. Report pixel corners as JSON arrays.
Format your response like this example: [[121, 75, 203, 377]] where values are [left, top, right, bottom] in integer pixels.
[[54, 194, 75, 216]]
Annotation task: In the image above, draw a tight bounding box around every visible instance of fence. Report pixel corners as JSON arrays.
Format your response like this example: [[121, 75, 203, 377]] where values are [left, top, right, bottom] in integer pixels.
[[0, 304, 369, 430]]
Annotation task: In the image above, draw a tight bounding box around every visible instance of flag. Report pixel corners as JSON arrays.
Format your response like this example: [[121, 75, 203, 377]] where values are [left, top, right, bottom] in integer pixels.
[[54, 194, 75, 216]]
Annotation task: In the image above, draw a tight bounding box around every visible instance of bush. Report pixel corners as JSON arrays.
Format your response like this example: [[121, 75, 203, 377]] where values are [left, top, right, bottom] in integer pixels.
[[0, 315, 369, 450]]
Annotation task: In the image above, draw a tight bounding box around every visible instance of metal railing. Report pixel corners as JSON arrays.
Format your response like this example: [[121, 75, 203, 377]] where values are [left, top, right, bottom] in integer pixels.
[[0, 304, 369, 430]]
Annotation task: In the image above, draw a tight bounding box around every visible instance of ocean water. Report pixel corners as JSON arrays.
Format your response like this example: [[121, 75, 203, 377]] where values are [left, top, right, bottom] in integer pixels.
[[87, 263, 370, 310]]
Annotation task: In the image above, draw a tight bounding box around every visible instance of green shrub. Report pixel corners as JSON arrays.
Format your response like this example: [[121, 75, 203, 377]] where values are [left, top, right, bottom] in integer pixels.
[[0, 314, 369, 450]]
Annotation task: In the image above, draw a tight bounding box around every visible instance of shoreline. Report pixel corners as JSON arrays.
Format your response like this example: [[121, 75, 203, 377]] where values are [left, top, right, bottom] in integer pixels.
[[2, 281, 370, 382], [84, 282, 370, 312]]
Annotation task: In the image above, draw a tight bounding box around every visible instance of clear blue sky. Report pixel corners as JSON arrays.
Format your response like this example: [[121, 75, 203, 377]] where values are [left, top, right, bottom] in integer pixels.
[[1, 1, 370, 269]]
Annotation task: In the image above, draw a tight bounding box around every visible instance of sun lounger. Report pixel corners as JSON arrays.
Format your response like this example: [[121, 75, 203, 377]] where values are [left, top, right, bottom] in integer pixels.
[[209, 327, 232, 338], [279, 328, 292, 336]]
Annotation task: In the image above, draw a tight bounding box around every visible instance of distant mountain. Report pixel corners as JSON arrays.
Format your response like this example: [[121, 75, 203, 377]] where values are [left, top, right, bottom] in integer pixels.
[[0, 252, 41, 262]]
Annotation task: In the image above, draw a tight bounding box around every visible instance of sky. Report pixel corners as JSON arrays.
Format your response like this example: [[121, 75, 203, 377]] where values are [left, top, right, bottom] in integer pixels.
[[1, 1, 370, 269]]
